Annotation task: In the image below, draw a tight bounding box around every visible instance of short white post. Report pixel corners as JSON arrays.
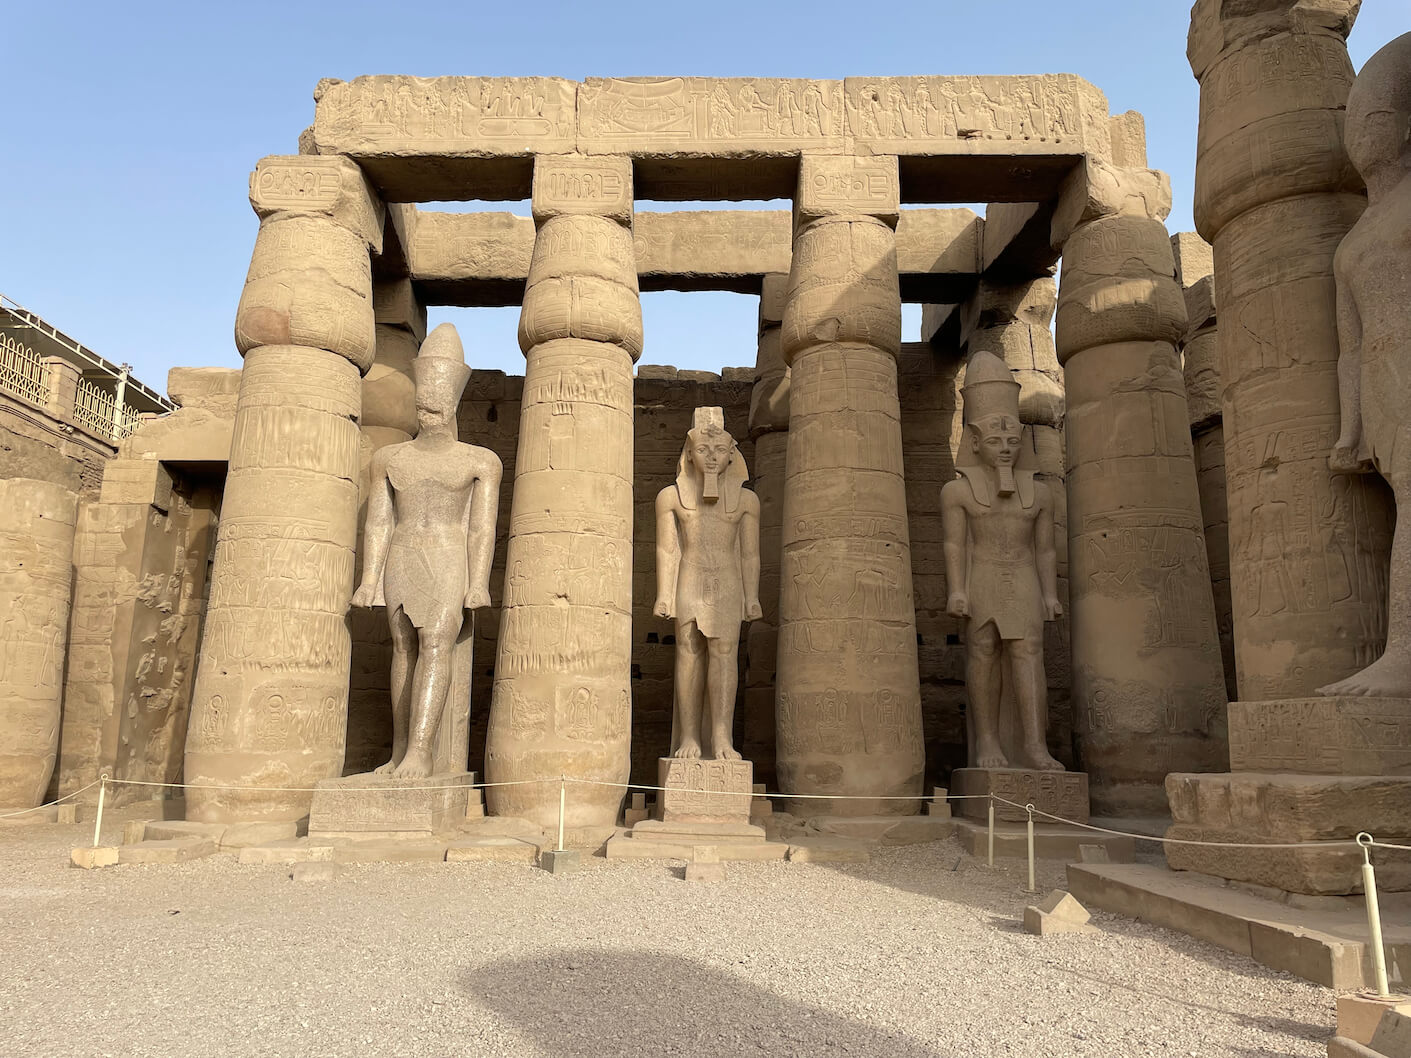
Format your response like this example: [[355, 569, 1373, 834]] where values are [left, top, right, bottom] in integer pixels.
[[91, 774, 108, 849], [1025, 803, 1037, 893], [557, 776, 567, 853], [1358, 834, 1392, 998], [987, 796, 995, 868]]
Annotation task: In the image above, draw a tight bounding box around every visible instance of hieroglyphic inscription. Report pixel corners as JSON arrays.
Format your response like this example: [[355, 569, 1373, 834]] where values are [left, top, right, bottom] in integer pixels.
[[1229, 698, 1411, 775], [321, 76, 576, 147], [951, 766, 1089, 823], [657, 757, 753, 824]]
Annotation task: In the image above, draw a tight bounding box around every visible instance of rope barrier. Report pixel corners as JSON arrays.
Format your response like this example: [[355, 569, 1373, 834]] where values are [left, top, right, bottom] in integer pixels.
[[0, 778, 102, 820]]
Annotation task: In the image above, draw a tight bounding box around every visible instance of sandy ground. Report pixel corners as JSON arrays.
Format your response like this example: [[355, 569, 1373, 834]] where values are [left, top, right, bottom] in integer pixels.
[[0, 815, 1336, 1058]]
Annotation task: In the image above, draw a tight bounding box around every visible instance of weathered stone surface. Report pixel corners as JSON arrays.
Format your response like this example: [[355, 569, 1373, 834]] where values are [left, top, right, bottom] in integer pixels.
[[797, 155, 899, 227], [308, 772, 474, 837], [655, 759, 754, 825], [0, 479, 76, 810], [70, 846, 119, 870], [445, 837, 539, 863], [290, 861, 339, 882], [119, 837, 219, 864], [540, 848, 580, 874], [1337, 996, 1411, 1050], [952, 768, 1089, 824], [237, 840, 335, 865], [1023, 890, 1096, 935], [1229, 697, 1411, 775], [249, 155, 384, 251]]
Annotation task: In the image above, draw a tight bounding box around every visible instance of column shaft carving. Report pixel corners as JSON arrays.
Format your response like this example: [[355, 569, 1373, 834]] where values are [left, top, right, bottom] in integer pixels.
[[1056, 177, 1230, 815], [184, 155, 382, 822], [775, 156, 924, 815], [485, 155, 640, 836]]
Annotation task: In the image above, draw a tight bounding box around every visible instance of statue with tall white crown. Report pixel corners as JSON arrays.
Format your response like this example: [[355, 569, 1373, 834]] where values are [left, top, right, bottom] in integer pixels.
[[943, 352, 1090, 824]]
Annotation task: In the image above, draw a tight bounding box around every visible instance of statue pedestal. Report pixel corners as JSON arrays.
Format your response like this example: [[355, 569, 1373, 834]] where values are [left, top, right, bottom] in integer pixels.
[[951, 767, 1090, 824], [656, 757, 754, 826], [308, 771, 478, 840]]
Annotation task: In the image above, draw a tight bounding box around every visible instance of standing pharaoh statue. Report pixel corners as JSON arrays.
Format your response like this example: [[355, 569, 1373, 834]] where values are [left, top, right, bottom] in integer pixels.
[[942, 351, 1064, 771], [1324, 32, 1411, 697], [654, 407, 763, 760], [350, 323, 502, 778]]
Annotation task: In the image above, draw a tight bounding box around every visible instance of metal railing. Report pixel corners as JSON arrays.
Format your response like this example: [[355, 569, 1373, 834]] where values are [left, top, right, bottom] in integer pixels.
[[0, 332, 49, 405]]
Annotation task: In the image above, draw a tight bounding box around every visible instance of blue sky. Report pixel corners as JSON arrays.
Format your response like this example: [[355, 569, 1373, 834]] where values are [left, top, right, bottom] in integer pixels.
[[3, 2, 1404, 390]]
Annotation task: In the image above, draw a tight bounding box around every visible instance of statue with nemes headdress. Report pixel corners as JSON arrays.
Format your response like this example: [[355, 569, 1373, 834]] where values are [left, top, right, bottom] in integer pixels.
[[941, 351, 1064, 770], [653, 407, 762, 760]]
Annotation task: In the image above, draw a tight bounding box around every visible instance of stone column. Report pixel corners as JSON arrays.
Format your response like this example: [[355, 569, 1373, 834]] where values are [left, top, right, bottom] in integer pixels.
[[1172, 232, 1237, 700], [184, 156, 383, 822], [775, 155, 925, 816], [743, 274, 790, 787], [485, 155, 640, 836], [964, 276, 1074, 763], [1055, 163, 1230, 816], [0, 479, 77, 809], [41, 358, 80, 424], [1189, 0, 1393, 699]]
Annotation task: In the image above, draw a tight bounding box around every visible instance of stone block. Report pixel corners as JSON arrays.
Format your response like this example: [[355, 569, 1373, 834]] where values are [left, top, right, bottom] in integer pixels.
[[54, 804, 78, 825], [144, 820, 227, 844], [168, 366, 241, 410], [70, 846, 119, 869], [532, 154, 633, 225], [540, 848, 581, 874], [656, 757, 753, 825], [797, 155, 899, 226], [1328, 1037, 1386, 1058], [290, 862, 339, 883], [220, 821, 300, 849], [951, 767, 1090, 824], [1372, 1010, 1411, 1058], [445, 837, 539, 863], [685, 861, 725, 882], [1171, 232, 1214, 288], [308, 771, 474, 837], [99, 460, 173, 510], [118, 837, 218, 864], [121, 820, 150, 845], [1023, 890, 1095, 935], [1337, 995, 1411, 1048], [249, 155, 384, 251], [330, 843, 448, 864], [786, 839, 870, 864], [237, 841, 335, 865], [1078, 844, 1111, 864], [1229, 698, 1411, 776]]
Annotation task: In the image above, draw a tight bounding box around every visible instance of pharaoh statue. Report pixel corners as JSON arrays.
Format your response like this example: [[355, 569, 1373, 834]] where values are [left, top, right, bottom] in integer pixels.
[[654, 407, 763, 759], [942, 351, 1063, 770], [350, 323, 502, 777], [1323, 32, 1411, 697]]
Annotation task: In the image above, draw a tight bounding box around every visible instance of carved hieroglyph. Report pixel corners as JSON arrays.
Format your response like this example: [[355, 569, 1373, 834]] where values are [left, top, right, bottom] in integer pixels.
[[941, 351, 1064, 773], [485, 155, 640, 835], [185, 155, 382, 823], [654, 407, 762, 760], [743, 275, 789, 783], [1321, 33, 1411, 698], [0, 479, 76, 809], [1189, 0, 1394, 700], [351, 323, 501, 779], [1056, 169, 1230, 815], [775, 156, 925, 815]]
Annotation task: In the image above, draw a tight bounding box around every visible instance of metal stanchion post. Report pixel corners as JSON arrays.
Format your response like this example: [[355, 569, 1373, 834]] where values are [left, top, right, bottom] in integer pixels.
[[1358, 834, 1392, 998], [1025, 803, 1037, 893], [91, 774, 108, 849], [987, 796, 995, 868], [557, 776, 567, 853]]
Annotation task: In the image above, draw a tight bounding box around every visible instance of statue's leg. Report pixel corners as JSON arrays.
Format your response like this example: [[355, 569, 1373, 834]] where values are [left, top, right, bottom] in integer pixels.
[[394, 612, 460, 779], [1319, 467, 1411, 696], [374, 606, 417, 775], [966, 621, 1008, 768], [1009, 636, 1063, 771], [672, 621, 707, 759], [705, 636, 741, 760]]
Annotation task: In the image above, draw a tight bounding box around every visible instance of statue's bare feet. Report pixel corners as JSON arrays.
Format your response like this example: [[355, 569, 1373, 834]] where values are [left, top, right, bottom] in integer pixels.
[[712, 737, 742, 761], [1329, 441, 1371, 474], [1020, 743, 1065, 771], [372, 757, 399, 776], [672, 739, 702, 759], [1317, 655, 1411, 697], [975, 742, 1009, 769], [393, 746, 433, 779]]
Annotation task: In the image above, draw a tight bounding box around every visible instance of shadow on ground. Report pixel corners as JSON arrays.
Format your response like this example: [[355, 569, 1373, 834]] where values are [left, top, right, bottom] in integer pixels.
[[462, 948, 944, 1057]]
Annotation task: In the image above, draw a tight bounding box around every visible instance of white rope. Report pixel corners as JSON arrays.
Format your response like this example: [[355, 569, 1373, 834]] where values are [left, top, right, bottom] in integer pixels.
[[1367, 838, 1411, 854], [0, 779, 103, 820], [103, 776, 553, 795]]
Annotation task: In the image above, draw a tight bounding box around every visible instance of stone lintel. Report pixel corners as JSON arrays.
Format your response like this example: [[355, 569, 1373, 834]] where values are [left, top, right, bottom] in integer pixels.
[[1228, 697, 1411, 776], [98, 459, 173, 511], [249, 155, 384, 253], [410, 207, 981, 305]]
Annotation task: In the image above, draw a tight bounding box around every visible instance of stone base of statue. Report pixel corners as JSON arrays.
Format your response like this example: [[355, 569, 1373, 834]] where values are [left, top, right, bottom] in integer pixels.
[[307, 771, 478, 840], [951, 767, 1090, 824], [655, 757, 754, 825], [605, 818, 786, 862]]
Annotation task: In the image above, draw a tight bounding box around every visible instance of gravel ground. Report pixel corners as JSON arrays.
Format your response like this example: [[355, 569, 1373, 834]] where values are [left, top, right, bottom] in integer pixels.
[[0, 817, 1335, 1058]]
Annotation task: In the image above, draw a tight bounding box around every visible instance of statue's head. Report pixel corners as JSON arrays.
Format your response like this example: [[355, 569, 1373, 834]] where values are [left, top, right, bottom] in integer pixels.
[[677, 406, 748, 511], [413, 323, 471, 435], [1345, 32, 1411, 185], [969, 413, 1022, 469]]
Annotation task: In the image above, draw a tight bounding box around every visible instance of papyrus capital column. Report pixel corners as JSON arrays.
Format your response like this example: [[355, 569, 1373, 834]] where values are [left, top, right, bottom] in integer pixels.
[[1055, 161, 1229, 814], [1188, 0, 1393, 699], [485, 154, 640, 837], [775, 155, 924, 815], [185, 155, 383, 822]]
